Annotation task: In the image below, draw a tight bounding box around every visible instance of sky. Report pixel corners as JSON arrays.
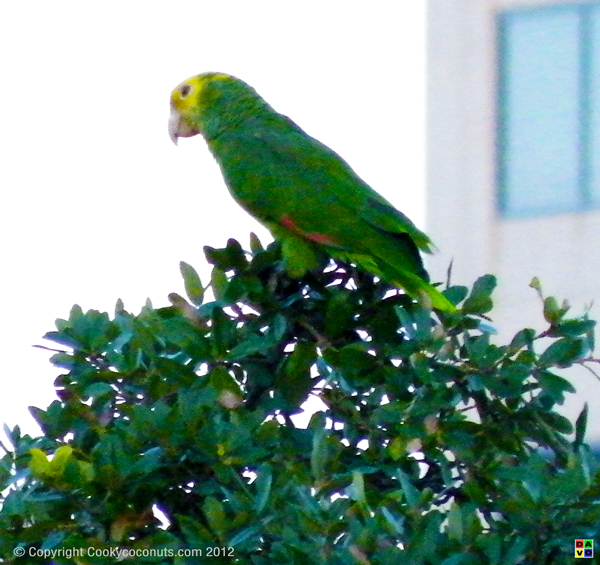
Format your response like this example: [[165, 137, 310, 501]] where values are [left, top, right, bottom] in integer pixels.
[[0, 1, 426, 435]]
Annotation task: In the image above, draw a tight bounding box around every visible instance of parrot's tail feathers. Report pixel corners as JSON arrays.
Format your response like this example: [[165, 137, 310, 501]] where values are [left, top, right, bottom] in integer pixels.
[[331, 251, 455, 312], [388, 268, 455, 312]]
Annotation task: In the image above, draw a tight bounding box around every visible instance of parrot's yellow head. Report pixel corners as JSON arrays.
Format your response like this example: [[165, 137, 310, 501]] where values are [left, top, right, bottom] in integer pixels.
[[169, 73, 231, 144], [169, 72, 268, 144]]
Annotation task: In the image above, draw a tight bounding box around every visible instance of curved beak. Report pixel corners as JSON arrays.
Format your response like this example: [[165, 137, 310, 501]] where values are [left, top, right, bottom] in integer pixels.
[[168, 107, 199, 145]]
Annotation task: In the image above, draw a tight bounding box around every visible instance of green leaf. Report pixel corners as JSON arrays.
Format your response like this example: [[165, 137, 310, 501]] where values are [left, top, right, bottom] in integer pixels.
[[440, 554, 471, 565], [180, 261, 204, 306], [131, 446, 164, 475], [211, 268, 229, 302], [549, 318, 596, 338], [84, 382, 114, 400], [48, 446, 74, 477], [254, 463, 272, 513], [311, 427, 329, 481], [508, 328, 535, 352], [397, 468, 420, 509], [574, 402, 589, 448], [538, 338, 585, 368], [536, 410, 573, 434], [278, 342, 316, 407], [115, 297, 125, 314], [543, 296, 563, 324], [211, 306, 233, 357], [41, 530, 66, 551], [503, 536, 528, 565], [446, 502, 463, 542], [529, 276, 543, 297], [209, 366, 241, 395], [249, 232, 264, 254], [176, 515, 213, 545], [338, 344, 377, 373], [405, 511, 442, 560], [444, 284, 469, 306], [462, 274, 496, 314], [202, 496, 228, 535], [228, 335, 271, 360], [349, 470, 366, 505], [270, 313, 287, 342], [28, 448, 50, 477], [204, 239, 248, 271], [43, 330, 81, 349], [477, 531, 502, 565], [488, 363, 528, 398], [228, 523, 264, 547], [325, 292, 355, 338], [380, 506, 404, 535], [537, 370, 576, 401]]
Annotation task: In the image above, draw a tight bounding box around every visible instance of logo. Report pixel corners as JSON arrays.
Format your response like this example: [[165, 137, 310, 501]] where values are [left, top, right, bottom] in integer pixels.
[[575, 540, 593, 558]]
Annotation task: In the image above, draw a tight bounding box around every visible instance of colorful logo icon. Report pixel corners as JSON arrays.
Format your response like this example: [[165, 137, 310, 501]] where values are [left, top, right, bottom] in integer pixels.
[[575, 539, 593, 558]]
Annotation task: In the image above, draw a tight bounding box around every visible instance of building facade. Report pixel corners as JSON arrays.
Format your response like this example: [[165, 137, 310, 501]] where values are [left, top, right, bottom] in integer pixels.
[[426, 0, 600, 438]]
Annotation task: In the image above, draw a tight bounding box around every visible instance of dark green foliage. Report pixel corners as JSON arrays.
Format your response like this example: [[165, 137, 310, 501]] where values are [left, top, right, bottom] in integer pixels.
[[1, 236, 599, 564]]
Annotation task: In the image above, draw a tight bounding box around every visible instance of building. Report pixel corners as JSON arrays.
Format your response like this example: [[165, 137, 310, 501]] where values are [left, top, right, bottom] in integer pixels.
[[426, 0, 600, 439]]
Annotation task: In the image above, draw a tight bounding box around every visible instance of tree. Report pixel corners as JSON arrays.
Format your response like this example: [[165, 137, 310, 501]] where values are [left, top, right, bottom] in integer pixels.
[[0, 236, 599, 564]]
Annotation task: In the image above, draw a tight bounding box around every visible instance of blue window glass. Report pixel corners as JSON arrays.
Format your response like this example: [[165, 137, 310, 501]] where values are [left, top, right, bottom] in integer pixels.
[[498, 4, 600, 217], [590, 6, 600, 205], [499, 7, 581, 216]]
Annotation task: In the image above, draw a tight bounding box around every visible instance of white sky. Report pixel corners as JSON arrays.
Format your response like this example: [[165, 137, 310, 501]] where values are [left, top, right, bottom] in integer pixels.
[[0, 1, 426, 434]]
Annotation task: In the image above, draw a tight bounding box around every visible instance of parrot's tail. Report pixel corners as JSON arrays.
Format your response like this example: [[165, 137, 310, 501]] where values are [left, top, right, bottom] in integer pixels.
[[334, 250, 455, 312]]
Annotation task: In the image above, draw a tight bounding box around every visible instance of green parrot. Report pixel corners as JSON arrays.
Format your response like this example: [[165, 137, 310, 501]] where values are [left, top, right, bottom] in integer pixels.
[[168, 72, 454, 312]]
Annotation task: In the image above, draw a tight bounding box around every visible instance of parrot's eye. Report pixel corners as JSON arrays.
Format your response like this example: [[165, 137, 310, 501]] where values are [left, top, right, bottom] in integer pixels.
[[180, 84, 192, 98]]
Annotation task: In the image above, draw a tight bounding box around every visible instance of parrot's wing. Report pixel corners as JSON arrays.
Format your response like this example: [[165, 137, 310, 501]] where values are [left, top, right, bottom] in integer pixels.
[[254, 118, 434, 253]]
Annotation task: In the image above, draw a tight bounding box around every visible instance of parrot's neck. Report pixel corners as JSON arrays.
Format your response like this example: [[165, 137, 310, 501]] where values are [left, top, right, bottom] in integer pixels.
[[200, 99, 278, 142]]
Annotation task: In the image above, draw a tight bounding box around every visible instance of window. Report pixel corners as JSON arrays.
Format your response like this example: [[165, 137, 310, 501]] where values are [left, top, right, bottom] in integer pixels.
[[497, 4, 600, 217]]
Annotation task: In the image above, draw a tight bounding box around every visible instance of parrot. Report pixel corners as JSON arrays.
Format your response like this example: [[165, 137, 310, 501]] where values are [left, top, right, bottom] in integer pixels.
[[168, 72, 454, 312]]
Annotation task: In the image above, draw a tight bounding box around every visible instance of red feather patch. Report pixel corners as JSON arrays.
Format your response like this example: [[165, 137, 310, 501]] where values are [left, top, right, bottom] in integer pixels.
[[280, 215, 336, 245]]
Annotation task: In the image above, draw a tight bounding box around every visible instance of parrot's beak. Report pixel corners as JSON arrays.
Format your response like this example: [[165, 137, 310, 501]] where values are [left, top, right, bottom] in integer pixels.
[[168, 107, 199, 145]]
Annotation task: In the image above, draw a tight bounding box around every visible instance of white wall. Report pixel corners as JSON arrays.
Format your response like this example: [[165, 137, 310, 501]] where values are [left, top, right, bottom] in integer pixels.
[[426, 0, 600, 439]]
